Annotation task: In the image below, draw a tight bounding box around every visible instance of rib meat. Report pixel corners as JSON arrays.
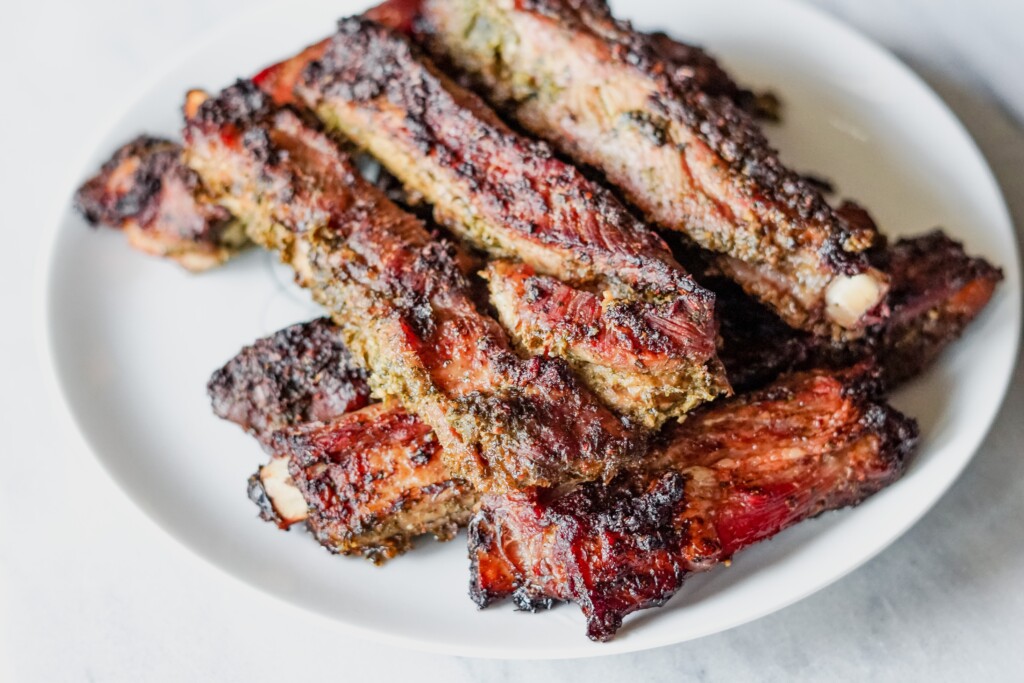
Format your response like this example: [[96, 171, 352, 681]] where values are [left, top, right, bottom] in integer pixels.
[[252, 39, 331, 106], [470, 367, 918, 640], [184, 81, 640, 492], [265, 402, 477, 563], [403, 0, 889, 335], [644, 30, 780, 120], [485, 260, 722, 424], [849, 229, 1003, 386], [710, 230, 1003, 390], [209, 319, 475, 561], [207, 317, 372, 442], [295, 16, 729, 427], [74, 135, 246, 271]]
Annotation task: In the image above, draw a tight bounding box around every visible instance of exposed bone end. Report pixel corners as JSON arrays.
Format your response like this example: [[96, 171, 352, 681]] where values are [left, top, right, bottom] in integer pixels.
[[826, 272, 887, 329], [253, 457, 308, 528], [184, 89, 209, 120]]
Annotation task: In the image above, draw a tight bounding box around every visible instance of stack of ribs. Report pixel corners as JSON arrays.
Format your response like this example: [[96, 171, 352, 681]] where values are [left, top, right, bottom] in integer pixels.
[[74, 0, 1002, 641]]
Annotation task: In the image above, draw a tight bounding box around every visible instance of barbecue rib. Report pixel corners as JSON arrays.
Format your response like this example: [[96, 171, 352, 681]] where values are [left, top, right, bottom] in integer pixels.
[[208, 318, 372, 442], [185, 81, 640, 492], [470, 367, 918, 641], [711, 230, 1003, 390], [484, 260, 721, 423], [208, 319, 475, 561], [644, 30, 780, 120], [74, 136, 246, 271], [295, 16, 729, 427], [849, 229, 1003, 386], [402, 0, 889, 335], [253, 39, 331, 106], [265, 402, 477, 563], [365, 0, 774, 117]]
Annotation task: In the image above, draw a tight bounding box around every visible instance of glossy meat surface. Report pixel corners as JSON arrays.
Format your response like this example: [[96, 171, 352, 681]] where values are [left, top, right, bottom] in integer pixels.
[[185, 81, 640, 492], [469, 368, 918, 640], [74, 135, 245, 271], [295, 16, 729, 427], [406, 0, 889, 335], [266, 402, 477, 563], [211, 319, 474, 561]]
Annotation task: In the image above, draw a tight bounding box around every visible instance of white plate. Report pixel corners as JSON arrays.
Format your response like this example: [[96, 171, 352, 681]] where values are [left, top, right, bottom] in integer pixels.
[[41, 0, 1021, 659]]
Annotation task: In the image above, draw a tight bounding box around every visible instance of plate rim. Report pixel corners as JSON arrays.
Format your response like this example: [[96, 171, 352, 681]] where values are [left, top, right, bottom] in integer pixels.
[[35, 0, 1022, 660]]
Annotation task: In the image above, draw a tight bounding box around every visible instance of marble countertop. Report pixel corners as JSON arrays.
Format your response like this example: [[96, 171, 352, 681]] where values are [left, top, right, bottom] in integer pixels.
[[2, 1, 1022, 680]]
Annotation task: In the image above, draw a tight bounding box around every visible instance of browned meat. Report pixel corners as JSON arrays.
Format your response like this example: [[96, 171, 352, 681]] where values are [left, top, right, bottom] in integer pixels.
[[469, 367, 918, 640], [712, 275, 813, 391], [851, 230, 1003, 386], [295, 16, 729, 427], [710, 230, 1003, 390], [644, 30, 780, 120], [207, 318, 372, 442], [485, 260, 723, 424], [263, 402, 477, 563], [209, 318, 473, 561], [74, 135, 246, 271], [367, 0, 773, 116], [252, 39, 331, 106], [403, 0, 889, 335], [185, 81, 640, 492]]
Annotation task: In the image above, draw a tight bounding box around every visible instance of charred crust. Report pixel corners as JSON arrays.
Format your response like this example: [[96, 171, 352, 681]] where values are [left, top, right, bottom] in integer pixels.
[[706, 272, 811, 390], [307, 16, 717, 306], [247, 469, 285, 527], [859, 402, 919, 474], [472, 0, 873, 274], [191, 79, 275, 129], [874, 230, 1003, 312], [271, 408, 478, 561], [74, 135, 178, 226], [207, 318, 371, 439], [74, 134, 235, 253], [695, 228, 1001, 391], [554, 470, 689, 537], [512, 588, 556, 612], [190, 73, 663, 491], [467, 367, 917, 640], [644, 29, 770, 115], [835, 230, 1002, 387], [302, 13, 725, 424]]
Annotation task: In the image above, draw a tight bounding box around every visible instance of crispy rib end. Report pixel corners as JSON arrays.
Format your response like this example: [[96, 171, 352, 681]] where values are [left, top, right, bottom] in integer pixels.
[[74, 135, 246, 271], [208, 318, 372, 441], [708, 229, 1003, 391], [860, 230, 1003, 386], [213, 319, 476, 562], [266, 403, 478, 563]]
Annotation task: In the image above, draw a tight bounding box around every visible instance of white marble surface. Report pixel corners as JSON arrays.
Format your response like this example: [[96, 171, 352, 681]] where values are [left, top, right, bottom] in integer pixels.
[[2, 0, 1022, 680]]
